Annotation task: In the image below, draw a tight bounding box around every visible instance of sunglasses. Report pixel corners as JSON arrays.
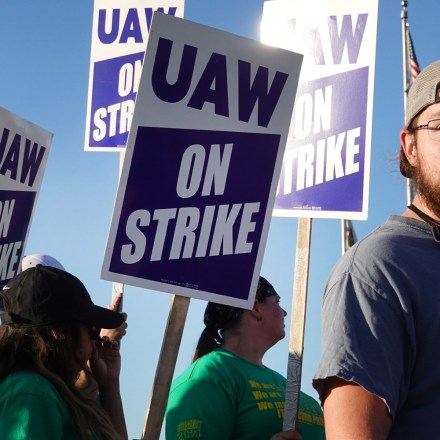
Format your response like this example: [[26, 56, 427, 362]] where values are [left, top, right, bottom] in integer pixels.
[[90, 325, 101, 341]]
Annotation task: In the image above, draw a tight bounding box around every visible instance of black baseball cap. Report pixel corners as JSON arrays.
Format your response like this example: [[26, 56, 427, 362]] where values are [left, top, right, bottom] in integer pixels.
[[0, 265, 124, 329]]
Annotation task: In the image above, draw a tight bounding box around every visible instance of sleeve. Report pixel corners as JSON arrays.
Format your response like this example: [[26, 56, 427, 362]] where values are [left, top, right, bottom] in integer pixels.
[[0, 393, 64, 439], [313, 271, 411, 419], [165, 379, 235, 440]]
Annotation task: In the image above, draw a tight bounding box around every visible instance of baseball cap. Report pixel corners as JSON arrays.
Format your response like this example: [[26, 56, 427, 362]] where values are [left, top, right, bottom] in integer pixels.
[[22, 254, 66, 272], [405, 59, 440, 129], [0, 265, 123, 329]]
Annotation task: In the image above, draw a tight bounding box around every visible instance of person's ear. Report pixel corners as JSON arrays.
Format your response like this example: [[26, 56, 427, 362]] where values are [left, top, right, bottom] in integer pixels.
[[250, 300, 262, 321], [400, 130, 418, 166]]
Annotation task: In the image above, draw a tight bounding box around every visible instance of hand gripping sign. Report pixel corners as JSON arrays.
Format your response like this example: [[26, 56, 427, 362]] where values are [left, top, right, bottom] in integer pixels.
[[102, 13, 303, 308]]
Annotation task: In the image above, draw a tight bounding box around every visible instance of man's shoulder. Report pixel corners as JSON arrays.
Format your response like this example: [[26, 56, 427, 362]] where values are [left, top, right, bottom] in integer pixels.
[[335, 215, 421, 268], [357, 215, 430, 248]]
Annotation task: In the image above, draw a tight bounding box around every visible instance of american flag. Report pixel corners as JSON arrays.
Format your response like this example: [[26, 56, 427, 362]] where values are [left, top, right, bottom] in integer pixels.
[[407, 28, 420, 85]]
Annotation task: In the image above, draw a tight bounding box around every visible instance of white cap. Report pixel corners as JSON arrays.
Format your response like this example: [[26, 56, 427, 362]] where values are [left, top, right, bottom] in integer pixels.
[[21, 254, 66, 272]]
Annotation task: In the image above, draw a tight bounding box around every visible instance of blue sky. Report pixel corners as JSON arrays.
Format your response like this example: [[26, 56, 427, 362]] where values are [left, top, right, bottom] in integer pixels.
[[1, 0, 438, 438]]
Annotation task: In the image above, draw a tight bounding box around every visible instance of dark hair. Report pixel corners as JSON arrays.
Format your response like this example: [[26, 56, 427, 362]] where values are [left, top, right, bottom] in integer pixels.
[[0, 324, 120, 440], [192, 276, 278, 362]]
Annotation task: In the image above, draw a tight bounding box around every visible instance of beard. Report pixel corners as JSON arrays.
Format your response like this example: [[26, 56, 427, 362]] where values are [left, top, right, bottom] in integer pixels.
[[413, 158, 440, 219]]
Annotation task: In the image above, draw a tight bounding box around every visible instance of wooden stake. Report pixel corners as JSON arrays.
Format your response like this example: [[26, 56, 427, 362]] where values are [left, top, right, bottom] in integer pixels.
[[141, 294, 190, 439], [283, 217, 312, 431]]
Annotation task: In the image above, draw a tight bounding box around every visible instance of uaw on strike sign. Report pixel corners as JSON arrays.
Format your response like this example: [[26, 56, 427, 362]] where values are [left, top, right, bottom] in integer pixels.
[[102, 13, 303, 308], [0, 107, 52, 289], [262, 0, 378, 220], [85, 0, 184, 151]]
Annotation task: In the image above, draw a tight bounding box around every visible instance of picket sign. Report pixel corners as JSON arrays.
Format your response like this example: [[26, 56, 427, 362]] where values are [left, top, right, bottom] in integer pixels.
[[0, 106, 53, 289], [85, 1, 185, 151], [100, 12, 302, 438], [101, 13, 303, 308]]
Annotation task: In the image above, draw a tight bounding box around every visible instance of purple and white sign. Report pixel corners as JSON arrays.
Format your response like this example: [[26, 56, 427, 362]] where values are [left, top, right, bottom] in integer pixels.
[[102, 13, 303, 307], [262, 0, 378, 220], [0, 107, 52, 288], [84, 0, 184, 151]]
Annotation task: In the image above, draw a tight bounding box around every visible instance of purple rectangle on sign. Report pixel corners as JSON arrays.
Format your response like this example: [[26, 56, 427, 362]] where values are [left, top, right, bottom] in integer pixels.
[[0, 190, 36, 289], [275, 67, 368, 213], [109, 127, 280, 300], [89, 52, 144, 148]]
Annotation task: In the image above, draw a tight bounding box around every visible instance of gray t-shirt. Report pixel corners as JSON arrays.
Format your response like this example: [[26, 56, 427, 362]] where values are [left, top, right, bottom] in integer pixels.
[[313, 215, 440, 438]]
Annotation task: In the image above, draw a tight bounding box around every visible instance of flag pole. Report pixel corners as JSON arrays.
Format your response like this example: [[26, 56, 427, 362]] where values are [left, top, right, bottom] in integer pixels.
[[401, 1, 415, 204], [401, 1, 409, 117], [341, 220, 346, 255], [341, 219, 358, 255]]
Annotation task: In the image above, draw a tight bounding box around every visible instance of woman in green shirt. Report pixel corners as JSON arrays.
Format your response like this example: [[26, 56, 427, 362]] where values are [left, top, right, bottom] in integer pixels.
[[0, 265, 127, 440], [165, 276, 325, 440]]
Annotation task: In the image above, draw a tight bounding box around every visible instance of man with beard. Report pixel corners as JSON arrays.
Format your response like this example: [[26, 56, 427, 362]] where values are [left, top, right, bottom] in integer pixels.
[[312, 59, 440, 439]]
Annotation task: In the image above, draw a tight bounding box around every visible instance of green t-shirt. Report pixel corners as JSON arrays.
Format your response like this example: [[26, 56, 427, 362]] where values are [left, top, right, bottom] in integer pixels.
[[165, 348, 324, 439], [0, 371, 81, 440]]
